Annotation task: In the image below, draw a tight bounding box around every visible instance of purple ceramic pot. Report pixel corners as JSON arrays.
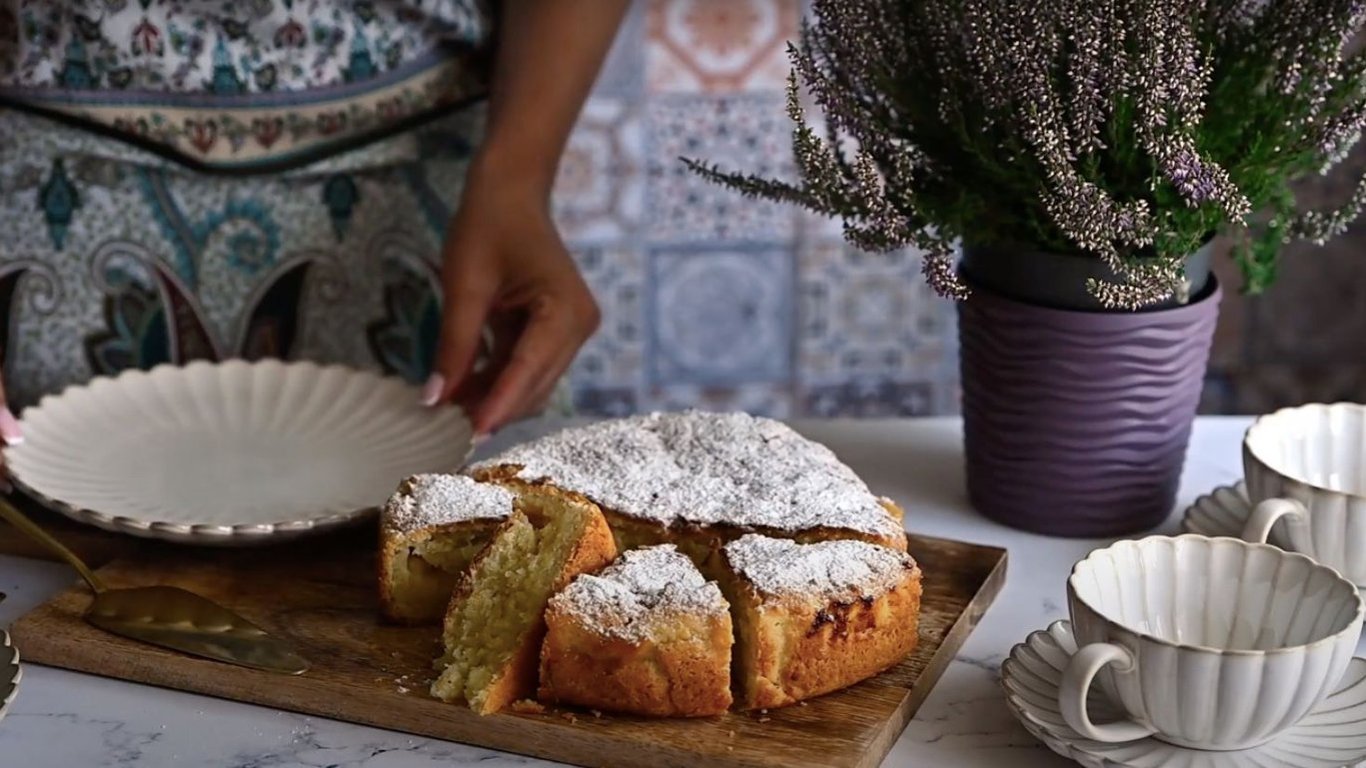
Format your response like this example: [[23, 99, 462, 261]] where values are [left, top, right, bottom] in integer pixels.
[[957, 257, 1222, 537]]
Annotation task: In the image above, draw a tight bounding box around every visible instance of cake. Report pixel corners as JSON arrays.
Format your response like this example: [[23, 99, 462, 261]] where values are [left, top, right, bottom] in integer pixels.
[[539, 544, 733, 717], [468, 411, 907, 558], [378, 474, 512, 623], [717, 534, 922, 710], [430, 488, 617, 715]]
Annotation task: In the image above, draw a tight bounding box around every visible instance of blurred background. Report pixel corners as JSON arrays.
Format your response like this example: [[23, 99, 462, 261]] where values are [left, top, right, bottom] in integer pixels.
[[554, 0, 1366, 419]]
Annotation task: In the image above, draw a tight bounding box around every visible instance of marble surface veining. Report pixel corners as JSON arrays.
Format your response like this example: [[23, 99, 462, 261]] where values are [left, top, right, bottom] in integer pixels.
[[2, 417, 1361, 768]]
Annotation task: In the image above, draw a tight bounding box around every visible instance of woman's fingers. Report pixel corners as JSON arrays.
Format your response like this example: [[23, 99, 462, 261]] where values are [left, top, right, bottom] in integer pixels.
[[471, 296, 594, 435], [426, 250, 498, 406]]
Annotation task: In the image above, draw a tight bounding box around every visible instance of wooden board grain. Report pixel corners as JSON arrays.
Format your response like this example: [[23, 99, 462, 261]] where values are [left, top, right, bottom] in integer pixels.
[[10, 533, 1006, 768]]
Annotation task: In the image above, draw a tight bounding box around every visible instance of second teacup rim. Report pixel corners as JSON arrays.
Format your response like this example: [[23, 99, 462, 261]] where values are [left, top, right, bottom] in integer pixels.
[[1244, 402, 1366, 499], [1068, 533, 1365, 658]]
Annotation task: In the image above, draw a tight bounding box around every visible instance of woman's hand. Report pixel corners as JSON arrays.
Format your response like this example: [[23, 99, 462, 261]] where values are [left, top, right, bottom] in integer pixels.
[[422, 164, 599, 437]]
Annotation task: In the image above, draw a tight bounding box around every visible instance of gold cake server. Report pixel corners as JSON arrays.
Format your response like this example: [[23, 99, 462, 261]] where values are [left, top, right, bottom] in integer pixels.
[[0, 498, 308, 675]]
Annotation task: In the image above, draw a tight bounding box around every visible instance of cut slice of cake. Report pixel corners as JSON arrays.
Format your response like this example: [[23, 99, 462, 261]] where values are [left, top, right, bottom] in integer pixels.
[[717, 534, 922, 710], [540, 544, 733, 717], [431, 487, 616, 715], [379, 474, 512, 624]]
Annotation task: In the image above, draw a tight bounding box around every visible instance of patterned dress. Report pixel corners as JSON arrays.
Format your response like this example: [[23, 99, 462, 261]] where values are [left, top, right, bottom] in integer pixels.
[[0, 1, 497, 410]]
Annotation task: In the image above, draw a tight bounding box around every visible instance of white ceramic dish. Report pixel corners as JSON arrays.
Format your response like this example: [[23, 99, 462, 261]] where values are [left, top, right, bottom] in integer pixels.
[[1065, 535, 1364, 749], [1179, 481, 1258, 539], [1004, 621, 1366, 768], [4, 361, 474, 545], [0, 630, 19, 721], [1244, 402, 1366, 586]]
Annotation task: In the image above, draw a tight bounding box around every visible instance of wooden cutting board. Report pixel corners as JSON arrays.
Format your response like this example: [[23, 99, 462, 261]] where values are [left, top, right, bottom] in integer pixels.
[[10, 532, 1006, 768]]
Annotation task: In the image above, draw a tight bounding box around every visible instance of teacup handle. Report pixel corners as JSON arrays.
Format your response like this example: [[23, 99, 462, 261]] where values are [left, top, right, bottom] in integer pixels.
[[1059, 642, 1157, 743], [1244, 498, 1308, 544]]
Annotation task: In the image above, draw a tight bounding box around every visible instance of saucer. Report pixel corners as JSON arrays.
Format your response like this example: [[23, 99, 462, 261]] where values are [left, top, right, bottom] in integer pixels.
[[1002, 621, 1366, 768], [1, 630, 19, 721], [1180, 481, 1258, 540]]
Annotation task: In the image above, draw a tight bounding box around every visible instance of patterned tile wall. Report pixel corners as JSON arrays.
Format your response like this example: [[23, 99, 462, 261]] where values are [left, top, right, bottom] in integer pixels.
[[558, 0, 961, 419], [560, 0, 1366, 418]]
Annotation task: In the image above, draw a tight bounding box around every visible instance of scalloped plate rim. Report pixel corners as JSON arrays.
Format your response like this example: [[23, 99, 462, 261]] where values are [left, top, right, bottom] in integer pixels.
[[0, 630, 19, 722], [1001, 620, 1366, 768], [2, 361, 474, 546]]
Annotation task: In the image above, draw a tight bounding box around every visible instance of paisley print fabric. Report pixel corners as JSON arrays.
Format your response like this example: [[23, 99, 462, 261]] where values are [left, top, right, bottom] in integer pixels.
[[0, 106, 561, 414], [0, 1, 493, 168]]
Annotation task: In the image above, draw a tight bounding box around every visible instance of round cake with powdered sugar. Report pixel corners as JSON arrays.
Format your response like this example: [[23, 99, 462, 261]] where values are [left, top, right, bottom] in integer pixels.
[[468, 410, 907, 556], [539, 544, 734, 716], [719, 534, 922, 710], [378, 410, 921, 716]]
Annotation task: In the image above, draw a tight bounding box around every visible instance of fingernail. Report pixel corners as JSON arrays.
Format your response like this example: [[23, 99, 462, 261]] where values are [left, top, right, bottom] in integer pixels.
[[472, 432, 491, 447], [0, 408, 22, 446], [419, 374, 446, 407]]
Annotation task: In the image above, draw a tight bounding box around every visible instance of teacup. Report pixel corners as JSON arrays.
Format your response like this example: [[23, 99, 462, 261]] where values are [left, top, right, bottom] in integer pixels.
[[1242, 402, 1366, 586], [1061, 535, 1363, 750]]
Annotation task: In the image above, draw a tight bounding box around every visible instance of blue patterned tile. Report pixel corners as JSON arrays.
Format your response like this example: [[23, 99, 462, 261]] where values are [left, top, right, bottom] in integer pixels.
[[797, 239, 958, 384], [569, 245, 644, 388], [644, 94, 796, 245], [648, 246, 794, 385], [802, 379, 935, 417]]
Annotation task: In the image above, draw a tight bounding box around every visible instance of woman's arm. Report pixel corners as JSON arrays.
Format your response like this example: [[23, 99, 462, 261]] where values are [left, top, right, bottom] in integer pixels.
[[424, 0, 630, 436]]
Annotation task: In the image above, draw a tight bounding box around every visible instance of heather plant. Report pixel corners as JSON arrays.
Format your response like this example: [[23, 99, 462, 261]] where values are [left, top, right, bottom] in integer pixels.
[[686, 0, 1366, 309]]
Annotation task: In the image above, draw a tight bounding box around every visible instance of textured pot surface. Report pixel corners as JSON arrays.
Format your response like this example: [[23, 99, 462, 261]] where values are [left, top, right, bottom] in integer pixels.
[[958, 276, 1222, 537]]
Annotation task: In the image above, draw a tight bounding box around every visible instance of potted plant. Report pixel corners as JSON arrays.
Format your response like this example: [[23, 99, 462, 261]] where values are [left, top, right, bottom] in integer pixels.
[[687, 0, 1366, 536]]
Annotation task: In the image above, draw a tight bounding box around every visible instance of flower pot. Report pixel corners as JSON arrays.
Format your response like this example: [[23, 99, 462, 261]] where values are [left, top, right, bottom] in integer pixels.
[[957, 246, 1221, 537]]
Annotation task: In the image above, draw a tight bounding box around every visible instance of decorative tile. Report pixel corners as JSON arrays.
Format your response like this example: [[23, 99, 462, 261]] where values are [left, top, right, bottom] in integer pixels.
[[647, 247, 794, 385], [645, 0, 800, 93], [569, 245, 644, 388], [645, 94, 796, 244], [803, 379, 936, 417], [796, 239, 957, 384], [643, 382, 794, 418], [554, 98, 644, 243]]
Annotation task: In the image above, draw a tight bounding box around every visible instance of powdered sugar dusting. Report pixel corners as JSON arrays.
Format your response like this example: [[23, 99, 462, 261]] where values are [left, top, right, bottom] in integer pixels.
[[470, 411, 901, 539], [551, 544, 728, 642], [724, 534, 915, 602], [382, 474, 512, 534]]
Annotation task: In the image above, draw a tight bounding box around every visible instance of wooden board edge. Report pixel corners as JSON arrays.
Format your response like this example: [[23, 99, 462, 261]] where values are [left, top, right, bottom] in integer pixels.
[[855, 545, 1008, 768]]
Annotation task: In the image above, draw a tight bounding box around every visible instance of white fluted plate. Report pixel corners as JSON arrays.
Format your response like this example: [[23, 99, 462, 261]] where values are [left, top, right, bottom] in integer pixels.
[[4, 361, 473, 545], [0, 630, 19, 721], [1002, 621, 1366, 768], [1179, 482, 1261, 542]]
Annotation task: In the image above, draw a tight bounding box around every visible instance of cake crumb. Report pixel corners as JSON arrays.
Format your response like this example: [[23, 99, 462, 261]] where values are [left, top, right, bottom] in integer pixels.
[[727, 746, 734, 752], [728, 730, 735, 738], [758, 716, 771, 723], [511, 699, 547, 715], [561, 712, 579, 723], [590, 709, 603, 718]]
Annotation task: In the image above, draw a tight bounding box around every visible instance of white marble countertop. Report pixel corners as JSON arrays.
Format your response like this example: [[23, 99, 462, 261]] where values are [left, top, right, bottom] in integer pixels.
[[1, 415, 1358, 768]]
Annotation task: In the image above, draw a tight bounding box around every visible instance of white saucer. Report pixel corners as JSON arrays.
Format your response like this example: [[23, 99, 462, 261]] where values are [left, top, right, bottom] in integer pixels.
[[1, 630, 20, 721], [1002, 621, 1366, 768], [1180, 481, 1262, 539]]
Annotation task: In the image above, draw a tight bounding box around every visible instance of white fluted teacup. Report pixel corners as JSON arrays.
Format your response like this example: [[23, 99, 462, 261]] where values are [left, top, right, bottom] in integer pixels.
[[1243, 402, 1366, 586], [1061, 535, 1363, 750]]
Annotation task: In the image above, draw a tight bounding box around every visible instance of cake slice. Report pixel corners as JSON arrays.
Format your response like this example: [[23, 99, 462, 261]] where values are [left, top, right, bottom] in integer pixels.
[[540, 544, 733, 717], [717, 534, 922, 710], [379, 474, 512, 624], [431, 487, 616, 715]]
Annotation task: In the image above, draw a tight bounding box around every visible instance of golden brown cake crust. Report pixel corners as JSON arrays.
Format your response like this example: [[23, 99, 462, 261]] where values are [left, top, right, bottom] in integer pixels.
[[721, 536, 922, 710], [538, 545, 734, 717]]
